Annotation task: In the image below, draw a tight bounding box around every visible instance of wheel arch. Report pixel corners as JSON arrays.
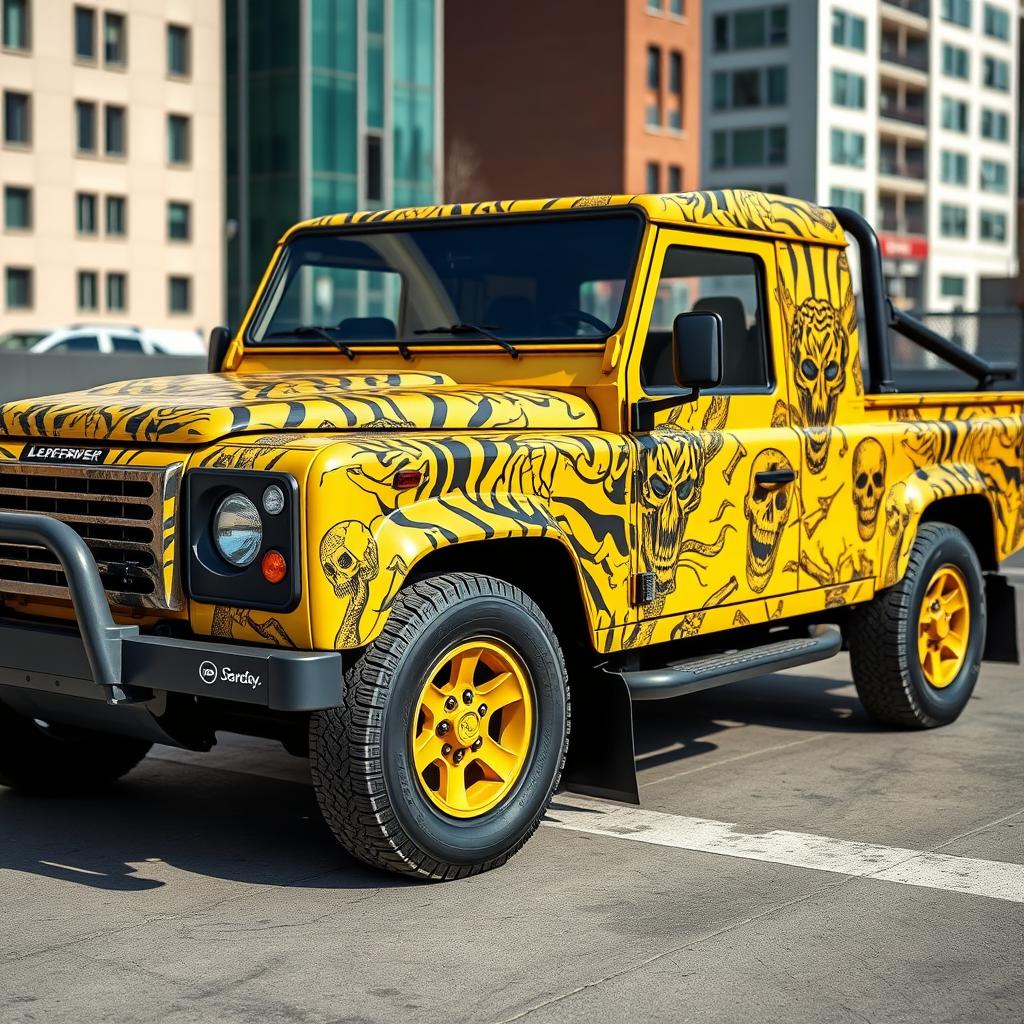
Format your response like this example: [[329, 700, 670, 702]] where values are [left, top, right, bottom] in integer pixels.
[[919, 493, 998, 571]]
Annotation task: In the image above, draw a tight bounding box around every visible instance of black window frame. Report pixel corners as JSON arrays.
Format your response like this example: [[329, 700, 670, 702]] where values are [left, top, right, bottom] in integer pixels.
[[640, 242, 775, 396], [244, 209, 648, 351]]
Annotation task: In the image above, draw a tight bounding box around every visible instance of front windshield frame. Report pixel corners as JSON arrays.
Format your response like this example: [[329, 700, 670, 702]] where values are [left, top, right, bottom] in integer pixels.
[[243, 209, 647, 349]]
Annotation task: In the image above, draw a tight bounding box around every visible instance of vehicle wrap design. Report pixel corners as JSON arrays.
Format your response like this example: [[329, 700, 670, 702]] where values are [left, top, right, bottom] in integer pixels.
[[0, 189, 1021, 664]]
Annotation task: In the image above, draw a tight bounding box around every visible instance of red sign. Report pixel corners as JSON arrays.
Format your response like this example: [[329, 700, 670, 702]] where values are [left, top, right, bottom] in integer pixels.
[[879, 234, 928, 260]]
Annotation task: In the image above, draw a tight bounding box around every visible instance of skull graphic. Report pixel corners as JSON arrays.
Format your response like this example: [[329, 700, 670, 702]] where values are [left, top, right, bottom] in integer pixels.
[[743, 449, 795, 593], [320, 520, 379, 647], [783, 289, 851, 475], [882, 482, 913, 586], [639, 432, 705, 593], [851, 437, 886, 541]]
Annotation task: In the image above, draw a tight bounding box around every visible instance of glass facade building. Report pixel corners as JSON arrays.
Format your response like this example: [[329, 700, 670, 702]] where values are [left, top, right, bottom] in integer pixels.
[[226, 0, 442, 324]]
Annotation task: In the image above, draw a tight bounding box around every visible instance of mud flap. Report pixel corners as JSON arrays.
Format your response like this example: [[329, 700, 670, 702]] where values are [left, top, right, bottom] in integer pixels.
[[983, 573, 1020, 664], [562, 668, 639, 805]]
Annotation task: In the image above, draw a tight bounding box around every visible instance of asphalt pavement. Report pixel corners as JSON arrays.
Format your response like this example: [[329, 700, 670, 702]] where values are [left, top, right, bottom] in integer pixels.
[[1, 616, 1022, 1023]]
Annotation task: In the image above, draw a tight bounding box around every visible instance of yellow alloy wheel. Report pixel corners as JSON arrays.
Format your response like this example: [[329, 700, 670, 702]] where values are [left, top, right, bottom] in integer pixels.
[[917, 565, 971, 689], [410, 639, 534, 819]]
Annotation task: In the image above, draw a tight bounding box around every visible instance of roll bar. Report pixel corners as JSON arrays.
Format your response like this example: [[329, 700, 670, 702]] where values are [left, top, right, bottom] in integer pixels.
[[829, 207, 1015, 392]]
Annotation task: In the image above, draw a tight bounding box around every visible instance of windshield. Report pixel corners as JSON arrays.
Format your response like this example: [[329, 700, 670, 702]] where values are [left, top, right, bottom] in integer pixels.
[[248, 213, 645, 346]]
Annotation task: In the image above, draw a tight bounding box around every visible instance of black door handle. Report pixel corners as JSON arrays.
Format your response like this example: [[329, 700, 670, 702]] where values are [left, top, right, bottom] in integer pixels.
[[754, 468, 797, 486]]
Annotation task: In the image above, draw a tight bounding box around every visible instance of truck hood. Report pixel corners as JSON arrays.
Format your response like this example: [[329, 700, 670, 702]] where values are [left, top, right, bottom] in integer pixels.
[[0, 371, 598, 445]]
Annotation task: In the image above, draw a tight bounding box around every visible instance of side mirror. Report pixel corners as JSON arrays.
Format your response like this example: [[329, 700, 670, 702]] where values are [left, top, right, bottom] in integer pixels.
[[207, 326, 231, 373], [672, 310, 723, 391]]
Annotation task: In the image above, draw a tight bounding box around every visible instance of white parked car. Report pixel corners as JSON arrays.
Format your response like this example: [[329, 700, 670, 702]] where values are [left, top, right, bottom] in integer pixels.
[[27, 326, 205, 356]]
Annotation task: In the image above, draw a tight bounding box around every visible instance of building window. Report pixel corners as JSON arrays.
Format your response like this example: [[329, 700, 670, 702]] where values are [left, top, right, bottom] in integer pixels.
[[167, 23, 190, 76], [669, 51, 682, 95], [3, 90, 30, 145], [75, 99, 96, 152], [983, 56, 1009, 90], [647, 0, 662, 10], [941, 44, 969, 79], [104, 104, 125, 156], [5, 266, 31, 309], [668, 51, 683, 130], [829, 187, 864, 213], [106, 272, 126, 311], [980, 210, 1007, 241], [983, 3, 1010, 39], [73, 5, 95, 60], [940, 204, 968, 238], [831, 9, 865, 50], [366, 135, 383, 202], [712, 66, 787, 110], [646, 162, 660, 192], [980, 158, 1008, 192], [940, 150, 968, 185], [103, 11, 125, 65], [981, 108, 1009, 140], [713, 6, 788, 51], [105, 194, 126, 235], [831, 70, 865, 109], [830, 128, 865, 168], [669, 0, 683, 14], [667, 165, 682, 192], [712, 126, 787, 168], [3, 0, 29, 50], [645, 103, 660, 128], [167, 114, 190, 164], [940, 97, 969, 132], [75, 192, 97, 234], [77, 269, 98, 311], [169, 275, 191, 313], [4, 185, 30, 229], [646, 45, 660, 90], [940, 275, 966, 298], [941, 0, 971, 26]]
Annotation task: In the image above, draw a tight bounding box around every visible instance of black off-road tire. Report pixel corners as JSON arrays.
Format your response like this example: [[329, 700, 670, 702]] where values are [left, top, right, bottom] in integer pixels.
[[0, 704, 152, 794], [847, 523, 986, 728], [309, 572, 570, 880]]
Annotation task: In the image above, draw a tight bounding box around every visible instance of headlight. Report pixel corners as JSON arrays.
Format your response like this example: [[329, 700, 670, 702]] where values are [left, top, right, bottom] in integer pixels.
[[213, 493, 263, 567]]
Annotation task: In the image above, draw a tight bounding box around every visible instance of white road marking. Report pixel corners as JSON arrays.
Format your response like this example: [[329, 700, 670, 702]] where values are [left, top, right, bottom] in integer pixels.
[[543, 795, 1024, 904]]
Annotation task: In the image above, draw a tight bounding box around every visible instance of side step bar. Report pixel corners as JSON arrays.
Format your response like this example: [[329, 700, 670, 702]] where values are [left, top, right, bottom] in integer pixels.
[[610, 626, 843, 701]]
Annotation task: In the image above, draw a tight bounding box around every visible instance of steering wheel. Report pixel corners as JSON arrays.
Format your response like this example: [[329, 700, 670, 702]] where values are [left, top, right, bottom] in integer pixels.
[[553, 310, 613, 335]]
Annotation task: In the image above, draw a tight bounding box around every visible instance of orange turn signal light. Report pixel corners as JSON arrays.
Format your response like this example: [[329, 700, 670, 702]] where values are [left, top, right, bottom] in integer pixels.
[[261, 549, 287, 584]]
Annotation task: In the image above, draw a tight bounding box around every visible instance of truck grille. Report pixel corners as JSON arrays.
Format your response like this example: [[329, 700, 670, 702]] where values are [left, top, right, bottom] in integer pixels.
[[0, 462, 183, 610]]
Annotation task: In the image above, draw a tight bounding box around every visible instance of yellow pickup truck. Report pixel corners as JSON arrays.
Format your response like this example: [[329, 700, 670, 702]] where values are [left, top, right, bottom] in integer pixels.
[[0, 190, 1020, 879]]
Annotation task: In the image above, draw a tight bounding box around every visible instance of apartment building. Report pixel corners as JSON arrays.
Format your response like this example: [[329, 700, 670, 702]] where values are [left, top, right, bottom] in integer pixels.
[[702, 0, 1018, 311], [0, 0, 224, 338], [225, 0, 444, 324], [443, 0, 701, 202]]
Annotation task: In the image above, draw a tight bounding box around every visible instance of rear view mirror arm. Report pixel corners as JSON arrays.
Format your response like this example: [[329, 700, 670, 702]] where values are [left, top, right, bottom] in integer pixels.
[[629, 389, 699, 432]]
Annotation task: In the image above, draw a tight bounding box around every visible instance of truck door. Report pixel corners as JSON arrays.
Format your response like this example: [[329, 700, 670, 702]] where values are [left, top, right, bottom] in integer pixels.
[[628, 230, 802, 641]]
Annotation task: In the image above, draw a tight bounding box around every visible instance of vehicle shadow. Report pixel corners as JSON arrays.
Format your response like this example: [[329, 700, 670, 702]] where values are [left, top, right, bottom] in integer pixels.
[[0, 763, 410, 894], [0, 670, 868, 893], [631, 669, 874, 774]]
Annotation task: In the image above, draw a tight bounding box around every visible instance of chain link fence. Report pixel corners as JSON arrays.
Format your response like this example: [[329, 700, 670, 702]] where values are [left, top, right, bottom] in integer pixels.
[[887, 308, 1024, 391]]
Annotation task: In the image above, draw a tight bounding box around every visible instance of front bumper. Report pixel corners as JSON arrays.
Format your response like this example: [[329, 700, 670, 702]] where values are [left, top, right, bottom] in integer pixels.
[[0, 511, 342, 711]]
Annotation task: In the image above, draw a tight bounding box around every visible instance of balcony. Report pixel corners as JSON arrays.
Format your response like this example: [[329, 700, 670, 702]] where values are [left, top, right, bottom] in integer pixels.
[[880, 46, 929, 72], [881, 0, 929, 17], [879, 158, 926, 180], [879, 103, 926, 126], [879, 214, 927, 235]]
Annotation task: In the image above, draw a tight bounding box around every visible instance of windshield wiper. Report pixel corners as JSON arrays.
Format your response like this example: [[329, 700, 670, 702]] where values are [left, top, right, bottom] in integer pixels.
[[265, 325, 355, 360], [413, 323, 519, 359]]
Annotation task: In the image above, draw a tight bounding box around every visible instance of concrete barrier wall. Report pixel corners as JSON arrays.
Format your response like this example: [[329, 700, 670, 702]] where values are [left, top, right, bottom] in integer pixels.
[[0, 353, 206, 404]]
